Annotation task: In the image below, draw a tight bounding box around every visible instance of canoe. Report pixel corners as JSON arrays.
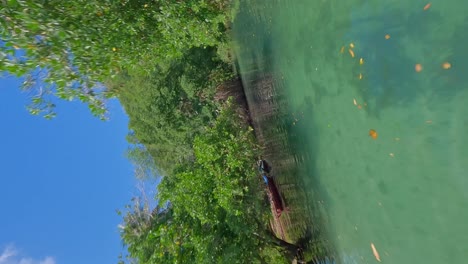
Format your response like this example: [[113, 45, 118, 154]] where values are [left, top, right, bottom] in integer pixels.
[[266, 176, 284, 217]]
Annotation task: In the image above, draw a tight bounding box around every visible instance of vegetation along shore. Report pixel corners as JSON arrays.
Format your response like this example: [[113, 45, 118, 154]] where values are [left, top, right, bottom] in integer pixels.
[[1, 0, 328, 263]]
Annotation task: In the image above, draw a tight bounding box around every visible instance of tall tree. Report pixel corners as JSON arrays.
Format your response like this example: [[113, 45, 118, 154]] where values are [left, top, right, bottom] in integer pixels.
[[121, 100, 296, 263], [0, 0, 230, 118], [115, 47, 231, 174]]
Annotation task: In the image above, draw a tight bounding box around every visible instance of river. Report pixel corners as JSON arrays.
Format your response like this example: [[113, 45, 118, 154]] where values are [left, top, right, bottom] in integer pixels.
[[233, 0, 468, 263]]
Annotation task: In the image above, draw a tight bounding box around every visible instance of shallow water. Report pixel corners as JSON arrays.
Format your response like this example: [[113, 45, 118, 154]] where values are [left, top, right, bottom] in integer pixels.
[[233, 0, 468, 263]]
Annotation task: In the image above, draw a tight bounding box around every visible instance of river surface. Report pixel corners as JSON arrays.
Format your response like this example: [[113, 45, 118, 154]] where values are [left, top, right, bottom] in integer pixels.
[[233, 0, 468, 263]]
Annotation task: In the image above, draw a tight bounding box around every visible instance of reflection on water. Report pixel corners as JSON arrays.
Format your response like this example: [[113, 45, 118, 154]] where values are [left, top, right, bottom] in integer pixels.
[[240, 69, 337, 262], [234, 0, 468, 263]]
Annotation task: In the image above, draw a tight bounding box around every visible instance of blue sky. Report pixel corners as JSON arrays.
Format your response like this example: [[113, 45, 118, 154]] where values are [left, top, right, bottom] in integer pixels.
[[0, 76, 136, 264]]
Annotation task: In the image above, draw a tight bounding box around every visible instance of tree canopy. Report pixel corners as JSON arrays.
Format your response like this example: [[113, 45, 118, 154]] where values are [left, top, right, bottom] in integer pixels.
[[114, 46, 232, 175], [1, 0, 231, 118], [121, 100, 292, 263]]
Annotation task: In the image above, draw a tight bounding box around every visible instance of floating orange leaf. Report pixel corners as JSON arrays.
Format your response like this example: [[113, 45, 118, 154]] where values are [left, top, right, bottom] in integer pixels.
[[385, 34, 391, 39], [349, 49, 355, 58], [369, 129, 378, 139], [415, 63, 423, 72], [340, 46, 345, 53], [442, 62, 451, 69], [371, 243, 381, 262], [424, 3, 431, 10]]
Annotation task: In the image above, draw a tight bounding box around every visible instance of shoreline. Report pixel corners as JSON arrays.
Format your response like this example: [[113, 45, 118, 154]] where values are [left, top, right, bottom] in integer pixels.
[[230, 69, 335, 262]]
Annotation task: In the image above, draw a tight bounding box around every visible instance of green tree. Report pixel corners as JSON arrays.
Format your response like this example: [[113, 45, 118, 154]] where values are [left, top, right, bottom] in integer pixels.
[[121, 100, 298, 263], [160, 100, 298, 263], [1, 0, 231, 118], [115, 47, 231, 174]]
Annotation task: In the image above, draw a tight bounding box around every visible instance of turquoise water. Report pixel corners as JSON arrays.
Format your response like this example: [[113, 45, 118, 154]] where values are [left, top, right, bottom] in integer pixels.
[[233, 0, 468, 263]]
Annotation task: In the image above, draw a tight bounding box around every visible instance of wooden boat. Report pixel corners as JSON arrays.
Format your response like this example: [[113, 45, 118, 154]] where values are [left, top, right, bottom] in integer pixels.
[[264, 175, 284, 217], [258, 159, 283, 217]]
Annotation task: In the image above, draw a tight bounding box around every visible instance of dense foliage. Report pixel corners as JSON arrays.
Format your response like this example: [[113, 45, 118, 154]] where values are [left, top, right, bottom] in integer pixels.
[[114, 43, 296, 262], [121, 101, 291, 263], [1, 0, 231, 118], [114, 47, 232, 175]]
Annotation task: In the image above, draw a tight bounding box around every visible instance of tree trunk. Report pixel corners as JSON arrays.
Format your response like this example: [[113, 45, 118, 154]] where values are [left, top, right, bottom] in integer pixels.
[[265, 229, 300, 257], [253, 229, 300, 260]]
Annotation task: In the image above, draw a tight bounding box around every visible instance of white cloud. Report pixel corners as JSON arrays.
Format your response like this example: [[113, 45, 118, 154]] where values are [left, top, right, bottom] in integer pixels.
[[0, 245, 55, 264], [0, 245, 17, 263], [39, 257, 55, 264]]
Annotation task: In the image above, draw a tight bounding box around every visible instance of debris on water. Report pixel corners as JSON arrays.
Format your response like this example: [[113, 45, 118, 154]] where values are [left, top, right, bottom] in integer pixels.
[[424, 3, 431, 10], [340, 46, 345, 53], [353, 98, 358, 105], [359, 73, 363, 80], [385, 34, 391, 39], [360, 58, 364, 65], [426, 120, 433, 124], [350, 43, 355, 48], [358, 105, 362, 109], [395, 137, 400, 141], [442, 62, 451, 69], [415, 63, 423, 72], [371, 243, 381, 262], [349, 49, 355, 58], [369, 129, 378, 139], [389, 153, 395, 158]]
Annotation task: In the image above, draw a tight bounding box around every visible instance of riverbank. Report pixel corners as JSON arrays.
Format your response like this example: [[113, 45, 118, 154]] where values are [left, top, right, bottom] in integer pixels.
[[232, 70, 335, 263], [116, 0, 333, 262]]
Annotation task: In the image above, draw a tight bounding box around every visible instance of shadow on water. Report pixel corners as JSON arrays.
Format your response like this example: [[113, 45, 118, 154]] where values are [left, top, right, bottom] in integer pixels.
[[351, 6, 458, 118], [349, 5, 468, 121]]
